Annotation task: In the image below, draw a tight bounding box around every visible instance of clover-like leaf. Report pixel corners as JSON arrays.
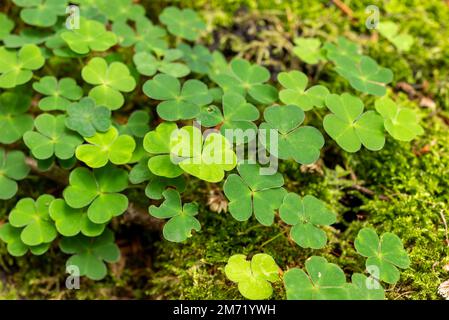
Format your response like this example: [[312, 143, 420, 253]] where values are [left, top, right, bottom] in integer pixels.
[[149, 189, 200, 242], [60, 229, 120, 280], [377, 21, 414, 52], [0, 44, 45, 88], [170, 125, 237, 183], [143, 122, 183, 178], [323, 93, 385, 152], [76, 126, 135, 168], [4, 28, 51, 49], [335, 56, 393, 96], [63, 166, 129, 224], [293, 37, 326, 64], [61, 18, 117, 54], [178, 43, 213, 74], [49, 199, 105, 237], [0, 91, 34, 144], [0, 13, 14, 40], [159, 6, 206, 41], [283, 256, 349, 300], [223, 163, 286, 226], [13, 0, 66, 27], [24, 114, 83, 160], [260, 105, 324, 164], [279, 193, 336, 249], [65, 97, 111, 138], [8, 194, 57, 246], [133, 17, 168, 54], [213, 58, 278, 104], [0, 149, 30, 200], [0, 223, 50, 257], [348, 273, 385, 300], [143, 74, 212, 121], [324, 36, 362, 64], [97, 0, 145, 22], [129, 157, 186, 199], [355, 227, 410, 284], [133, 49, 190, 78], [225, 253, 279, 300], [82, 57, 136, 109], [278, 71, 329, 110], [118, 110, 150, 138], [374, 96, 423, 141], [33, 76, 83, 111]]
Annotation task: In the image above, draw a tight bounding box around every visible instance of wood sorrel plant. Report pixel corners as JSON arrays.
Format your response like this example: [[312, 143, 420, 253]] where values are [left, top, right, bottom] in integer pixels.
[[0, 1, 419, 300]]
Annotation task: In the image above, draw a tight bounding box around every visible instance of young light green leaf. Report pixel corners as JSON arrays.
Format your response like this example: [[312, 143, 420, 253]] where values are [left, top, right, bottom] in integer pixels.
[[76, 126, 135, 168], [24, 114, 83, 160], [14, 0, 67, 27], [223, 163, 286, 226], [225, 253, 279, 300], [323, 93, 385, 152], [133, 49, 190, 78], [347, 273, 385, 300], [63, 166, 129, 224], [8, 194, 57, 246], [0, 44, 45, 88], [0, 13, 14, 40], [278, 70, 329, 110], [293, 37, 326, 64], [59, 229, 120, 280], [355, 227, 410, 284], [149, 189, 200, 242], [82, 57, 136, 110], [159, 6, 206, 41], [33, 76, 83, 111], [377, 21, 414, 52], [0, 223, 50, 257], [374, 96, 423, 141]]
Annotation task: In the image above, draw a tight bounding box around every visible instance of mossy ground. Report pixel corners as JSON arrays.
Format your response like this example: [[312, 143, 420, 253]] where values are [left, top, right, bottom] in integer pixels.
[[1, 0, 449, 300]]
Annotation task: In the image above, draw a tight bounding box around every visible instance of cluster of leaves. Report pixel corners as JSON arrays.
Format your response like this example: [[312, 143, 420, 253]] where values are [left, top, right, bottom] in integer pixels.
[[225, 228, 409, 300], [0, 1, 416, 293]]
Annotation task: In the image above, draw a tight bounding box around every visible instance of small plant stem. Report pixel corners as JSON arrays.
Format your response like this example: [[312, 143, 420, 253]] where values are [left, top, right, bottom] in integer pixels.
[[259, 229, 288, 248]]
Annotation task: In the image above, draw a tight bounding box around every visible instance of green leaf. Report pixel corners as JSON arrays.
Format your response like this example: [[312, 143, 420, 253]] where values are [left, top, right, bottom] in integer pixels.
[[143, 74, 212, 121], [279, 193, 335, 249], [375, 96, 423, 141], [260, 105, 324, 164], [24, 114, 83, 160], [8, 194, 57, 246], [49, 199, 105, 237], [335, 56, 393, 96], [159, 7, 206, 41], [355, 227, 410, 284], [324, 36, 362, 64], [119, 110, 150, 138], [213, 58, 276, 104], [0, 148, 30, 200], [149, 189, 200, 242], [133, 17, 168, 54], [133, 49, 190, 78], [14, 0, 67, 27], [171, 125, 237, 182], [76, 126, 135, 168], [61, 18, 117, 54], [293, 37, 326, 64], [65, 97, 111, 138], [348, 273, 385, 300], [63, 166, 129, 224], [82, 57, 136, 110], [4, 28, 50, 49], [0, 223, 50, 257], [0, 44, 45, 88], [278, 71, 329, 110], [284, 256, 349, 300], [0, 91, 34, 144], [225, 253, 279, 300], [377, 21, 414, 52], [178, 43, 213, 74], [0, 13, 14, 40], [33, 76, 83, 111], [97, 0, 145, 22], [218, 93, 259, 136], [323, 93, 385, 152], [60, 229, 120, 280], [223, 163, 286, 226]]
